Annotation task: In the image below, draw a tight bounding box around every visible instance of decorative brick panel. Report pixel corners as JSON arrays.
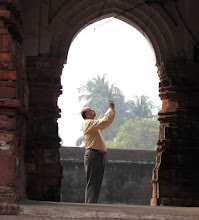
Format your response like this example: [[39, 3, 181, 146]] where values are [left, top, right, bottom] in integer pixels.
[[0, 70, 16, 81], [0, 98, 19, 108], [0, 108, 16, 116], [0, 28, 8, 34], [0, 20, 4, 27], [0, 52, 11, 61], [25, 56, 65, 201], [0, 34, 2, 51], [0, 10, 10, 18], [0, 87, 16, 98], [0, 186, 14, 204], [0, 202, 19, 214], [0, 115, 15, 130], [2, 34, 11, 52], [0, 155, 15, 185], [151, 61, 199, 206]]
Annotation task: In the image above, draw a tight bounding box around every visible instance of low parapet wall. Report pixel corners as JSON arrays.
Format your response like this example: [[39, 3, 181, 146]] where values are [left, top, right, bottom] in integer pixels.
[[60, 147, 157, 205]]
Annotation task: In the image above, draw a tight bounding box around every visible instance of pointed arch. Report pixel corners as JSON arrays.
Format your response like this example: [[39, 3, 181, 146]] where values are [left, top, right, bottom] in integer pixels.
[[48, 0, 178, 63]]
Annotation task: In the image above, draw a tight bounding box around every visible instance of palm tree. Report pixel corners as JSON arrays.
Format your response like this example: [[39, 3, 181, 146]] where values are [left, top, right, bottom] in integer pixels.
[[126, 95, 154, 119], [77, 74, 126, 145], [78, 74, 124, 118]]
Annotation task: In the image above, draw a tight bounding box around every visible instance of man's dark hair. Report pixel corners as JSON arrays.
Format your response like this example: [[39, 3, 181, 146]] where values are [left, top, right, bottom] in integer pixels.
[[81, 109, 87, 119]]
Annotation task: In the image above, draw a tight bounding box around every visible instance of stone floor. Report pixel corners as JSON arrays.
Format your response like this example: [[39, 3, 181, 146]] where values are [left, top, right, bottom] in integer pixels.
[[1, 200, 199, 220]]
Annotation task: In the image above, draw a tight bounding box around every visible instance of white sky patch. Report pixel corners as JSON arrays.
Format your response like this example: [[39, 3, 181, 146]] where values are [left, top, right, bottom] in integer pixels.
[[58, 18, 161, 147]]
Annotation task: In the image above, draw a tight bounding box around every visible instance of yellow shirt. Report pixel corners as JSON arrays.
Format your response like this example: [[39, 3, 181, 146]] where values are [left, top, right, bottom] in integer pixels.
[[83, 108, 115, 152]]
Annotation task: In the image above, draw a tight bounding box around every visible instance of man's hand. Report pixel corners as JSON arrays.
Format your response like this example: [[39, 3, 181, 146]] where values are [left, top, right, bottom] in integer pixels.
[[109, 100, 115, 110]]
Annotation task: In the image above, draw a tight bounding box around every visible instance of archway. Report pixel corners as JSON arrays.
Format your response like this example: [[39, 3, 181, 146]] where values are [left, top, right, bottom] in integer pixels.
[[58, 17, 160, 147], [23, 0, 195, 206], [22, 0, 199, 206], [1, 0, 198, 209], [57, 17, 160, 205]]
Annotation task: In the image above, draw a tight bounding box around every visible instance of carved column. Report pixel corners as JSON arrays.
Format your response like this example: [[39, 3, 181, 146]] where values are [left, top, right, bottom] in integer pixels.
[[151, 61, 199, 206], [0, 0, 27, 214], [25, 56, 64, 201]]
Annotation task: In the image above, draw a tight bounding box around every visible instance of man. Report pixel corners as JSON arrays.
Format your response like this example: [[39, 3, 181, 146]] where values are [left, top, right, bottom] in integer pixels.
[[81, 100, 115, 203]]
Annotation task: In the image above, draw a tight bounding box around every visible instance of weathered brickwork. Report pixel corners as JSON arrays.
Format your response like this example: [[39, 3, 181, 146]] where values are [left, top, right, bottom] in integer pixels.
[[0, 0, 27, 214], [25, 56, 64, 201], [0, 202, 19, 215], [151, 62, 199, 206]]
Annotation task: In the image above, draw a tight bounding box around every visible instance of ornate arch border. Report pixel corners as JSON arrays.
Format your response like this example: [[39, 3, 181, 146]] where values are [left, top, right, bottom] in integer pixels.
[[48, 0, 178, 64]]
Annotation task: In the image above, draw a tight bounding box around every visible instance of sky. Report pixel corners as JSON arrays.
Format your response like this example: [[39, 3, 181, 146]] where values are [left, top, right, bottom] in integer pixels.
[[57, 18, 161, 147]]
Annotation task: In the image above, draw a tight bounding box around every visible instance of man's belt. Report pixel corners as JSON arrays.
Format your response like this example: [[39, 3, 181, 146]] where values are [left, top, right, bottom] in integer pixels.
[[87, 148, 106, 154]]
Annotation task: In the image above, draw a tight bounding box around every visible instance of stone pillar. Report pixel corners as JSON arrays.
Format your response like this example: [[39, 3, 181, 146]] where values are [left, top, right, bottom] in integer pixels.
[[25, 56, 64, 202], [0, 0, 27, 214], [151, 61, 199, 206]]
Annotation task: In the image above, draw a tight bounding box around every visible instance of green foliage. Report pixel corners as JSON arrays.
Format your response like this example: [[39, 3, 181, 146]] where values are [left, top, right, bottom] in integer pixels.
[[107, 117, 159, 150], [76, 74, 160, 147]]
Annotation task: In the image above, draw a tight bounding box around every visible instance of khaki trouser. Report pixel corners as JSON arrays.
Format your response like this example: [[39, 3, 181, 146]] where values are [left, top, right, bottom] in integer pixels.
[[84, 149, 106, 203]]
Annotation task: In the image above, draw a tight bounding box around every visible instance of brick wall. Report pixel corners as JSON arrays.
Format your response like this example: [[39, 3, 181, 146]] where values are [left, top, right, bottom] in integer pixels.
[[0, 0, 26, 213]]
